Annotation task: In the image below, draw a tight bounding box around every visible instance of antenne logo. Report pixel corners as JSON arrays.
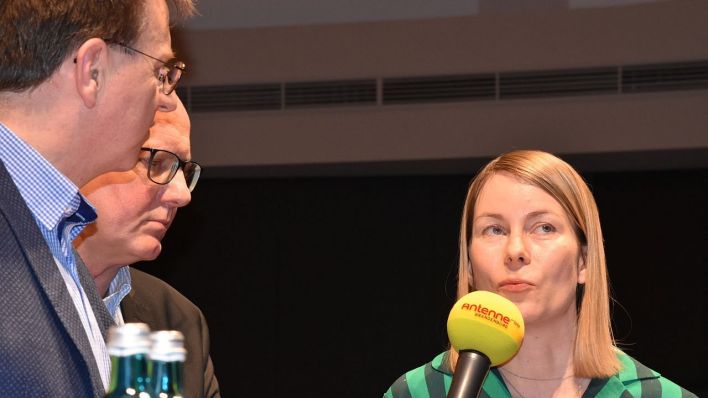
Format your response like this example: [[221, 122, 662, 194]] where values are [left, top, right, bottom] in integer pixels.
[[461, 302, 512, 327]]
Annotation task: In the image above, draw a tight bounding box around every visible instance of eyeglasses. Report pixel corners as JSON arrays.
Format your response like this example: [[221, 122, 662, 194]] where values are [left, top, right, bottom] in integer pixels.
[[140, 147, 201, 192], [111, 41, 186, 95]]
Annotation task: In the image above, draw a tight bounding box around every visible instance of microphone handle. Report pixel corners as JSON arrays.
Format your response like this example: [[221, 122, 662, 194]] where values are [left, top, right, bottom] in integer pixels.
[[447, 350, 492, 398]]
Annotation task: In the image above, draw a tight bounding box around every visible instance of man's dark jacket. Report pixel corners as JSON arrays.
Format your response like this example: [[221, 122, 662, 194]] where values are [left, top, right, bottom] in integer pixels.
[[0, 161, 104, 397], [121, 267, 221, 398]]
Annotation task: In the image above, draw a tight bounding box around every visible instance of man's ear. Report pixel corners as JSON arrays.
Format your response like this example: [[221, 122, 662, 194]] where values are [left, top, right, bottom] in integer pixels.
[[577, 245, 588, 285], [73, 38, 108, 109]]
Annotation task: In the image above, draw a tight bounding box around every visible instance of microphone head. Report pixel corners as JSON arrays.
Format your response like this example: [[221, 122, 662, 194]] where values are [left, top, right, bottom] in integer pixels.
[[447, 290, 525, 366]]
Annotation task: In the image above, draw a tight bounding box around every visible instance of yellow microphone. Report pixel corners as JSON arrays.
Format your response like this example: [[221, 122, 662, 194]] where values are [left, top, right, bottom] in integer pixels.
[[447, 290, 525, 398]]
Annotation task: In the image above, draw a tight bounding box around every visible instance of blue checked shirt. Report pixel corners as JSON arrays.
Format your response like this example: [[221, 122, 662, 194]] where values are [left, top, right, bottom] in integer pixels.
[[103, 266, 132, 325], [0, 122, 111, 391]]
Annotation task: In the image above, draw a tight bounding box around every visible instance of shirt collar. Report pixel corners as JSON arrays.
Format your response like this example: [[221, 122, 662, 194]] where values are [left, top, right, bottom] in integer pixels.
[[431, 351, 453, 375], [0, 122, 88, 230], [103, 266, 133, 319]]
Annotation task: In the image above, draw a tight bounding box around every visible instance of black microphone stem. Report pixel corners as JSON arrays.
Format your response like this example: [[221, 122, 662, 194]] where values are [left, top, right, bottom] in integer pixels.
[[447, 350, 492, 398]]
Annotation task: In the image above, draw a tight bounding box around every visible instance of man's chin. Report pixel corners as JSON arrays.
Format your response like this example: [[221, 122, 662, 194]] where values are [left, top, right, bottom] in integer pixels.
[[131, 242, 162, 263], [146, 242, 162, 260]]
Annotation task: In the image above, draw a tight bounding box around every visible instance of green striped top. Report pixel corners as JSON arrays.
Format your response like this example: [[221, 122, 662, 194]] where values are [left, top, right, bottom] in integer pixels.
[[384, 351, 697, 398]]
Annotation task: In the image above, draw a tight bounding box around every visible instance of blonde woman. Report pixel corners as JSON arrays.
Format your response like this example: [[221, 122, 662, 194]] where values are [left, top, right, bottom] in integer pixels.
[[384, 150, 695, 398]]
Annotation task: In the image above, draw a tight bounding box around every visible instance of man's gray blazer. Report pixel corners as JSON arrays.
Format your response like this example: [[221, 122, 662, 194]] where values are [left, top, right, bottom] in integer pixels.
[[0, 160, 104, 397]]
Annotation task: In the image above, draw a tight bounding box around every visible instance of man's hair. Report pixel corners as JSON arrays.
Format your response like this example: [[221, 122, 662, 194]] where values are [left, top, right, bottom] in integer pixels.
[[0, 0, 195, 92]]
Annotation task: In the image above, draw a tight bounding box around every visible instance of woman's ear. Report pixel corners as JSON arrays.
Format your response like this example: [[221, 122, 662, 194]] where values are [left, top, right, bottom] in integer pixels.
[[577, 245, 588, 285]]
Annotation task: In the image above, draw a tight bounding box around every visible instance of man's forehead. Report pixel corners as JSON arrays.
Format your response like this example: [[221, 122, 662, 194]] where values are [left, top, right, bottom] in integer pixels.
[[145, 122, 190, 155], [136, 0, 174, 60], [154, 105, 189, 130]]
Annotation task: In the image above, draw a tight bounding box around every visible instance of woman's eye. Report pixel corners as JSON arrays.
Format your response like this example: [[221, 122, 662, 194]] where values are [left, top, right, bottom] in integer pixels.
[[482, 225, 505, 236], [535, 223, 556, 234]]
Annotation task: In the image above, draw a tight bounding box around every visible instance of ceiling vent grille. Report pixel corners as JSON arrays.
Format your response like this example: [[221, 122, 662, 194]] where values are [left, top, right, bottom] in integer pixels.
[[499, 67, 618, 99], [178, 60, 708, 113], [177, 84, 281, 112], [284, 79, 376, 108], [622, 61, 708, 93], [382, 74, 495, 104]]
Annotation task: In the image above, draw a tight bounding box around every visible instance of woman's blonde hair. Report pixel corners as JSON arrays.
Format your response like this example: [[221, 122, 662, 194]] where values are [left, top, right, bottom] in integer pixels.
[[450, 149, 620, 377]]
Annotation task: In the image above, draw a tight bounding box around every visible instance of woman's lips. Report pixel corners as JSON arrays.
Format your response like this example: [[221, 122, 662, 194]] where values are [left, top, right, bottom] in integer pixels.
[[499, 280, 533, 292]]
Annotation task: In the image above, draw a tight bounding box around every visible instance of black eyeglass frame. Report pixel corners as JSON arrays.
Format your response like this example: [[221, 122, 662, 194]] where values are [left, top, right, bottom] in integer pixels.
[[140, 147, 201, 192], [109, 40, 186, 95]]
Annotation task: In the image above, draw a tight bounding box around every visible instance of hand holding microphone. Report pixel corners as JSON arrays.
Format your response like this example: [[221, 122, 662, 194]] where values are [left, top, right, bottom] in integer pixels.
[[447, 291, 525, 398]]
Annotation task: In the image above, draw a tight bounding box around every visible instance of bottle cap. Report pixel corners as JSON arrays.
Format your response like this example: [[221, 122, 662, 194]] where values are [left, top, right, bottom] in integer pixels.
[[107, 323, 152, 357], [149, 330, 187, 362]]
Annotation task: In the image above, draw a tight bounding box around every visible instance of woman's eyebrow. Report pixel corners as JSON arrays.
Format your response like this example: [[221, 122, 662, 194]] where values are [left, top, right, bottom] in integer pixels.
[[473, 213, 503, 222]]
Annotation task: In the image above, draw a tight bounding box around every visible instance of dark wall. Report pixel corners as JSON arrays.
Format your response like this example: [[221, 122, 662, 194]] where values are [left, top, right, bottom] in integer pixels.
[[138, 168, 707, 397]]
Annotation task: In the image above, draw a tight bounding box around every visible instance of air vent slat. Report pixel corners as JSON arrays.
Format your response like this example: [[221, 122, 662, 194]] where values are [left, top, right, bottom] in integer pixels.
[[623, 61, 708, 93], [284, 80, 376, 107], [385, 89, 493, 94], [176, 84, 281, 112], [502, 73, 616, 81], [499, 67, 617, 99], [502, 82, 617, 90], [627, 74, 708, 82], [383, 74, 495, 104], [385, 83, 493, 90]]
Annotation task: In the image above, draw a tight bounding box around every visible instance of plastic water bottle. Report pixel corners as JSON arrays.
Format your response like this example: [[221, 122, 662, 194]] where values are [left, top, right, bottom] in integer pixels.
[[104, 323, 152, 398], [149, 330, 186, 398]]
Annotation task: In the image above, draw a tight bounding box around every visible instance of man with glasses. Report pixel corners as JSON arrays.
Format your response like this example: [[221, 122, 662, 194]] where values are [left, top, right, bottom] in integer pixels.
[[74, 97, 219, 398], [0, 1, 194, 396]]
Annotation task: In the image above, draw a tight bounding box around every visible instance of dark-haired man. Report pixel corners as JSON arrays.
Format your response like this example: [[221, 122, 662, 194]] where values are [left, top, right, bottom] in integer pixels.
[[0, 1, 195, 396]]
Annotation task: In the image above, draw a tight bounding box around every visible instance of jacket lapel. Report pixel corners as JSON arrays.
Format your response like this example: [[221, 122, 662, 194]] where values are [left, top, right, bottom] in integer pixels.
[[74, 249, 116, 339], [0, 161, 106, 398], [120, 284, 151, 324]]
